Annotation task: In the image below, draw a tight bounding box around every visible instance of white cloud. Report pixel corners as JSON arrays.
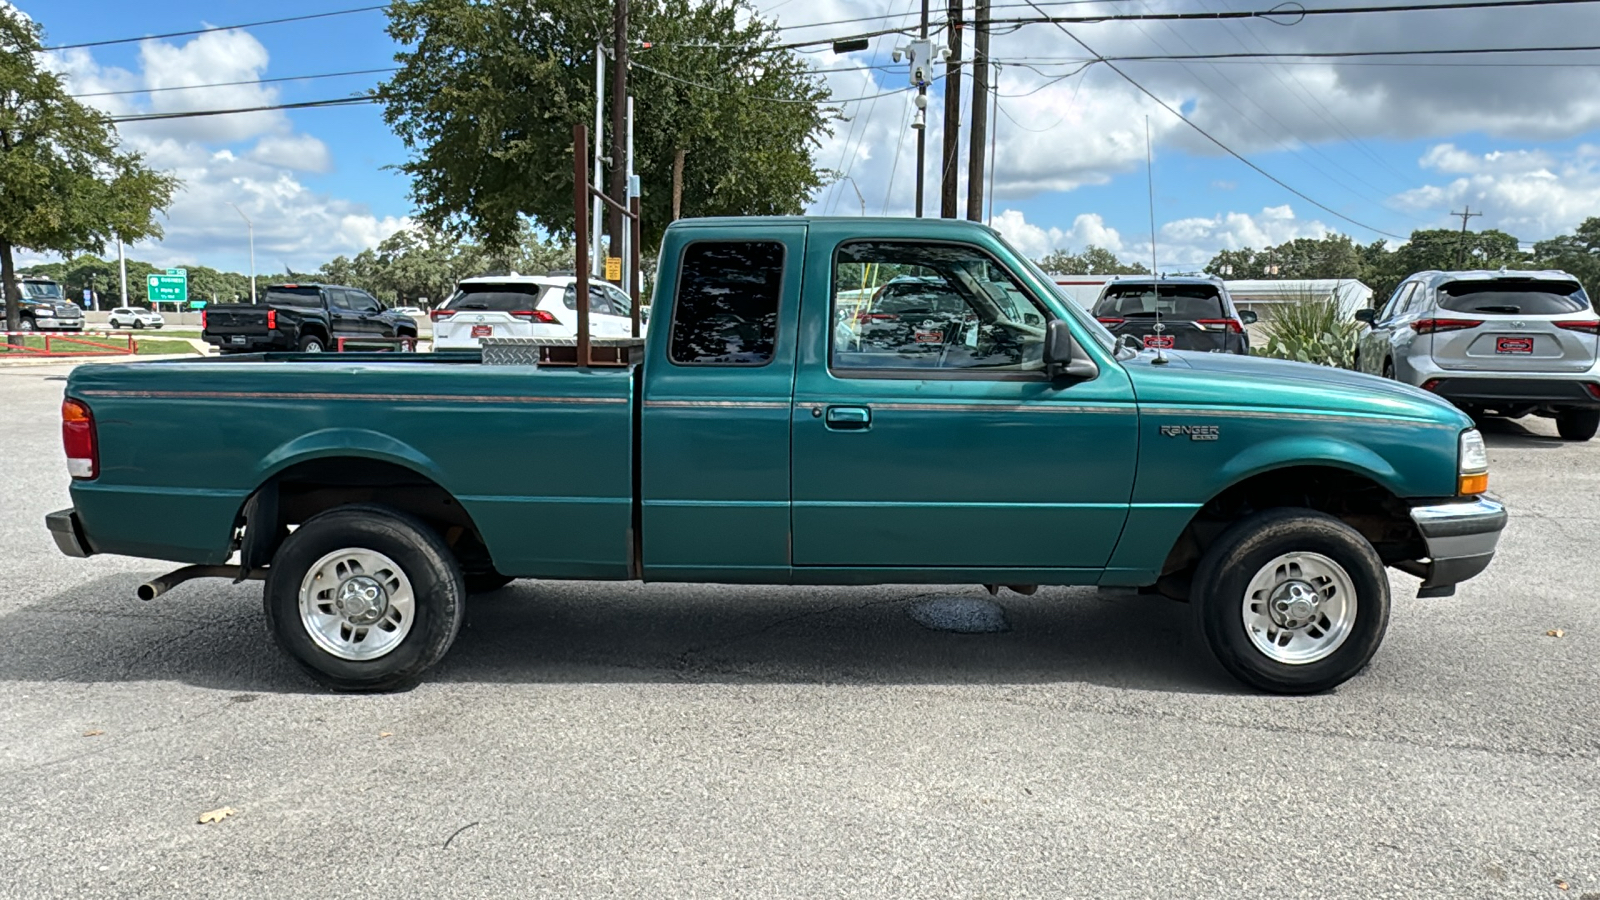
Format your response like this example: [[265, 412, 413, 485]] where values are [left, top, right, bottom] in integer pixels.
[[248, 134, 334, 173], [1395, 144, 1600, 241], [990, 209, 1126, 259], [39, 30, 402, 272], [1158, 205, 1332, 265]]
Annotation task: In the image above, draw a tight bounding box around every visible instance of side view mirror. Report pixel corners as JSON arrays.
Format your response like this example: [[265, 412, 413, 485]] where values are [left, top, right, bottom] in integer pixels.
[[1045, 320, 1099, 382], [1354, 308, 1377, 324], [1238, 309, 1259, 325]]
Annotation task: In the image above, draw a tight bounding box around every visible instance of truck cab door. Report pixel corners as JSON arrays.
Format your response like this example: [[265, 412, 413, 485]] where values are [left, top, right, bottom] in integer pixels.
[[790, 229, 1137, 576], [639, 225, 807, 581]]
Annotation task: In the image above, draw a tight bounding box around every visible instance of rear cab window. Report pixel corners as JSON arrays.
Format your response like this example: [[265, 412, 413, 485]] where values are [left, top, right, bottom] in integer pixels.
[[264, 286, 324, 308], [1438, 280, 1591, 316], [1094, 283, 1225, 320], [670, 241, 786, 366]]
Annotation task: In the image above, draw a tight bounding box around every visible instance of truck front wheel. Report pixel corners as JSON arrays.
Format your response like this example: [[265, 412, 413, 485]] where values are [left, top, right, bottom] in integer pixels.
[[263, 505, 464, 691], [1193, 509, 1390, 695]]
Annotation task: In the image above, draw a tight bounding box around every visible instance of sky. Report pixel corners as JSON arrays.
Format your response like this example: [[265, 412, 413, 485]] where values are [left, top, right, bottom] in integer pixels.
[[20, 0, 1600, 276]]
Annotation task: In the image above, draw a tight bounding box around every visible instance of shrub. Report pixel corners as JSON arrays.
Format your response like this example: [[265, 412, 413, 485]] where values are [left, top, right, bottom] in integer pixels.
[[1251, 296, 1359, 369]]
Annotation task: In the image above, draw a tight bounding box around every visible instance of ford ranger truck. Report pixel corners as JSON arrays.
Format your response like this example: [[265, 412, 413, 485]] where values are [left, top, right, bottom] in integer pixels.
[[45, 217, 1507, 694]]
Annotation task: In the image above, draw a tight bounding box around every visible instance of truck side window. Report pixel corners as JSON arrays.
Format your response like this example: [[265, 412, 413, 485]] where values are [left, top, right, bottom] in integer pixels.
[[330, 290, 353, 310], [831, 241, 1049, 375], [670, 241, 784, 366]]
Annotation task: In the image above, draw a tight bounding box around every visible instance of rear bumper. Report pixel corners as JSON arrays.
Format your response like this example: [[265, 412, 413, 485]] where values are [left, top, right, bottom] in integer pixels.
[[46, 508, 95, 558], [1421, 376, 1600, 409], [1407, 497, 1506, 589], [205, 334, 287, 352]]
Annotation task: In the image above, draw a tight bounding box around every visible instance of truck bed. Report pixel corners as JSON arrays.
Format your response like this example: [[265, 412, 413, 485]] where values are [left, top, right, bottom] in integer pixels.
[[66, 356, 637, 578]]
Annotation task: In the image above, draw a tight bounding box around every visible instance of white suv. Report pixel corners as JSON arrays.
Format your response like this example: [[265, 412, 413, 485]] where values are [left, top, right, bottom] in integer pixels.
[[431, 275, 636, 350], [107, 307, 166, 329]]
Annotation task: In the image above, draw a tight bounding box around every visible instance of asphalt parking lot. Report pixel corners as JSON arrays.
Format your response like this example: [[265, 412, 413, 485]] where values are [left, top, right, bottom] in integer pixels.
[[1, 361, 1597, 899]]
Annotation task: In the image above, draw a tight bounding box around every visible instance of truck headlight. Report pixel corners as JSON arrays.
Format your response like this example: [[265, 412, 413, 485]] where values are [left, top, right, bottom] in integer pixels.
[[1459, 428, 1488, 495]]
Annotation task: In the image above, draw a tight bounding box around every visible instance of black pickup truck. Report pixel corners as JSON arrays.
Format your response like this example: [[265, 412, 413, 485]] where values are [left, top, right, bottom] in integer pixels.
[[202, 283, 418, 353]]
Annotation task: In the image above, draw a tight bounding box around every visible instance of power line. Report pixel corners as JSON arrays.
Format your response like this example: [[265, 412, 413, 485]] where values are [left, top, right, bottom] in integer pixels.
[[69, 67, 401, 99], [44, 5, 389, 52], [632, 59, 931, 104], [107, 97, 375, 123], [982, 0, 1600, 27], [1099, 43, 1600, 62], [1016, 0, 1406, 239]]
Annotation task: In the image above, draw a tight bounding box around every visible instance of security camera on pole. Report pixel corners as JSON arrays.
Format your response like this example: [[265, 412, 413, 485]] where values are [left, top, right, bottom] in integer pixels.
[[893, 34, 949, 218]]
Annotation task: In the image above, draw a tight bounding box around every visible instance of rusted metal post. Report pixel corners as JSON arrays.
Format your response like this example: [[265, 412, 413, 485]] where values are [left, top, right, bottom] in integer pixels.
[[629, 194, 641, 338], [573, 123, 591, 368]]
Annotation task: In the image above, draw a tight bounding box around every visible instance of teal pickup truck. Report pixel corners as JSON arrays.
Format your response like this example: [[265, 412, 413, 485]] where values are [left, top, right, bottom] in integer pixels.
[[47, 217, 1506, 694]]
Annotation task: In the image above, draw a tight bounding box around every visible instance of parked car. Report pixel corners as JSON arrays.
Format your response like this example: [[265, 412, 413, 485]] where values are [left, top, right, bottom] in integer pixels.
[[107, 307, 165, 329], [47, 216, 1504, 696], [431, 275, 635, 350], [1355, 269, 1600, 441], [1092, 276, 1255, 354], [391, 306, 427, 319], [201, 283, 418, 353], [8, 277, 85, 331]]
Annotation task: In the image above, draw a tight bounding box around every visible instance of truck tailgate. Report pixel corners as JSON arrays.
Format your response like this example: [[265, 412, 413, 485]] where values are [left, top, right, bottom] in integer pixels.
[[203, 305, 271, 334]]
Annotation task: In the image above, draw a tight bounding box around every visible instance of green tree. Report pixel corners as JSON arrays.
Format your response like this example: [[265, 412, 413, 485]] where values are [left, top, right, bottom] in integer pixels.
[[1036, 245, 1148, 275], [0, 7, 177, 337], [375, 0, 831, 254], [1369, 228, 1526, 301], [1531, 216, 1600, 293]]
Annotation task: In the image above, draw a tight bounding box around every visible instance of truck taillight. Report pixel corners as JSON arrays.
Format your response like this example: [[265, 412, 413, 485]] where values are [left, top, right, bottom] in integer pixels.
[[62, 399, 98, 480], [429, 309, 455, 322], [510, 310, 558, 323], [267, 309, 277, 329], [1195, 318, 1243, 333], [1096, 316, 1125, 325], [1411, 318, 1482, 334], [200, 310, 207, 329]]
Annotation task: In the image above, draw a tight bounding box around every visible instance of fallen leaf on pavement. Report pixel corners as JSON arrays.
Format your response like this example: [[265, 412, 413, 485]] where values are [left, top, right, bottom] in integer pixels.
[[1556, 879, 1569, 891], [82, 730, 103, 737], [379, 731, 393, 738], [197, 807, 236, 825], [1547, 629, 1566, 638]]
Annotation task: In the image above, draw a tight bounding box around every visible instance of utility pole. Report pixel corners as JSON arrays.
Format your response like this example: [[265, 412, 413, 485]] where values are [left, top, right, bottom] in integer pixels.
[[592, 41, 606, 276], [227, 202, 256, 303], [915, 0, 929, 217], [965, 0, 989, 222], [117, 234, 128, 308], [1451, 206, 1483, 268], [940, 0, 963, 218], [608, 0, 629, 268]]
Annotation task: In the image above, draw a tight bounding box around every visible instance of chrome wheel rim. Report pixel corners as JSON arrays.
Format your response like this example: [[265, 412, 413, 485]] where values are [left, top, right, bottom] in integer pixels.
[[1242, 552, 1357, 665], [298, 548, 415, 661]]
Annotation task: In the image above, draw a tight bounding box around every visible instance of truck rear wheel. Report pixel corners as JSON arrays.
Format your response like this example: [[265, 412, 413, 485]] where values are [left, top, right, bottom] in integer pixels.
[[1557, 409, 1599, 441], [298, 335, 325, 352], [263, 505, 464, 691], [1193, 508, 1390, 695]]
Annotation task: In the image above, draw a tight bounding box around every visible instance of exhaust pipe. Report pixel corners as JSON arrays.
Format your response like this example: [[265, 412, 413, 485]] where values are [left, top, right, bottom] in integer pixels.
[[138, 565, 265, 601]]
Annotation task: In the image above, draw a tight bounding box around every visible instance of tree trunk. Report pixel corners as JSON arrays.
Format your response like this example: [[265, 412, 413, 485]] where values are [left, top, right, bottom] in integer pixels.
[[1, 239, 19, 348], [672, 148, 686, 221]]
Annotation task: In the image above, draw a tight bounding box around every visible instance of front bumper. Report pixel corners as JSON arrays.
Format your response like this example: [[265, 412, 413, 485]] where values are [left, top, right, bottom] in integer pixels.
[[34, 318, 85, 331], [46, 508, 95, 558], [1407, 497, 1506, 591]]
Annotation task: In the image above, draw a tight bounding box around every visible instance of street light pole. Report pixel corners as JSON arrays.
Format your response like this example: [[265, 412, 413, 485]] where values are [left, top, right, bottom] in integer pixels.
[[227, 202, 256, 304]]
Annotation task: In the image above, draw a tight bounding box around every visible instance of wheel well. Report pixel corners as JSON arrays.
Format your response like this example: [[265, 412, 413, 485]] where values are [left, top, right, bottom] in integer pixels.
[[1158, 466, 1425, 592], [299, 323, 329, 340], [239, 457, 495, 575]]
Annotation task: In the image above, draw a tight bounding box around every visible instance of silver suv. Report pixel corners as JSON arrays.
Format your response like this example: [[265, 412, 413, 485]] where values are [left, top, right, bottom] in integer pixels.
[[1355, 269, 1600, 441]]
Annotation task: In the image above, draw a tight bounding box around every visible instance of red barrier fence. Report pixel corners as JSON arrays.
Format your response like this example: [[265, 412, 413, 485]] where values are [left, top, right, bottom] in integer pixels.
[[0, 332, 138, 357], [334, 336, 418, 353]]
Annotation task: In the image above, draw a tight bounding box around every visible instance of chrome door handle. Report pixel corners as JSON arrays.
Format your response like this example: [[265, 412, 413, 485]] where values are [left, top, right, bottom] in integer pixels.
[[825, 406, 871, 430]]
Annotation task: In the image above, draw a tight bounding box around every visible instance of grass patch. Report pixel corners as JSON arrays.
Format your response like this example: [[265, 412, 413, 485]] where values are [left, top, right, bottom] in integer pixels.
[[0, 334, 198, 357]]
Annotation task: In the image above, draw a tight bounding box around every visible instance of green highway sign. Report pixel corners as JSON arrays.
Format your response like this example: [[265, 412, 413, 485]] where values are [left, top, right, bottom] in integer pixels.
[[147, 268, 188, 305]]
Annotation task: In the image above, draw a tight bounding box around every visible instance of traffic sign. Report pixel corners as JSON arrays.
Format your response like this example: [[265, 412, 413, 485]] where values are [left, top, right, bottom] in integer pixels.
[[147, 270, 188, 305]]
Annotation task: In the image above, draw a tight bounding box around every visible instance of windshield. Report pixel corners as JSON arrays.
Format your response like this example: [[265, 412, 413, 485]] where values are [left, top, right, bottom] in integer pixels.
[[20, 281, 65, 301], [1095, 284, 1225, 319], [1438, 280, 1591, 315], [1006, 246, 1117, 353], [444, 284, 549, 312]]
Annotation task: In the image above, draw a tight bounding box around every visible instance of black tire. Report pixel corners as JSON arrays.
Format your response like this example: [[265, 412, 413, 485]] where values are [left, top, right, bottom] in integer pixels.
[[464, 572, 516, 594], [298, 334, 325, 353], [263, 505, 464, 692], [132, 320, 144, 329], [1556, 409, 1599, 442], [1193, 508, 1391, 695], [18, 317, 34, 332], [108, 321, 120, 329]]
